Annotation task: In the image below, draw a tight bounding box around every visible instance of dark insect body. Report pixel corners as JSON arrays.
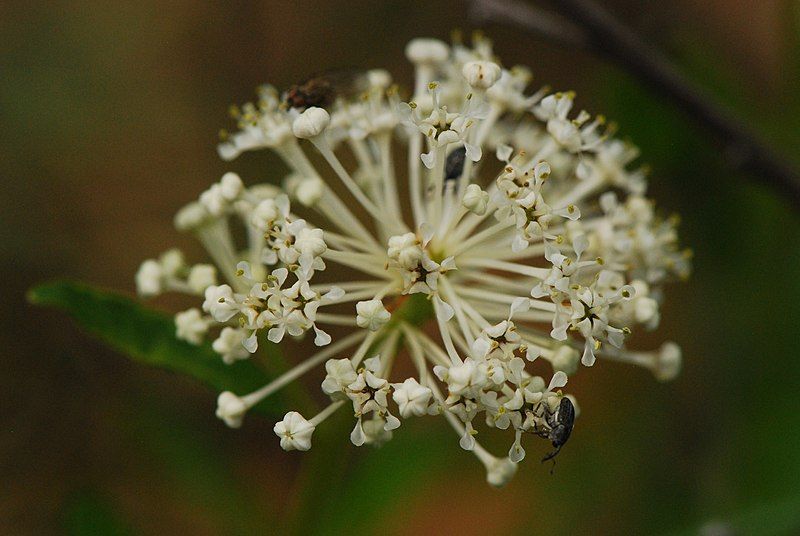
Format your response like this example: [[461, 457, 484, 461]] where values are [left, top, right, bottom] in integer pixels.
[[532, 397, 575, 473], [542, 397, 575, 461], [284, 70, 366, 110], [444, 146, 467, 182]]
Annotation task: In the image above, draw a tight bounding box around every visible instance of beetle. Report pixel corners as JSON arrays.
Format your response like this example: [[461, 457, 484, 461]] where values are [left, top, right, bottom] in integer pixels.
[[531, 397, 575, 472], [541, 396, 575, 462]]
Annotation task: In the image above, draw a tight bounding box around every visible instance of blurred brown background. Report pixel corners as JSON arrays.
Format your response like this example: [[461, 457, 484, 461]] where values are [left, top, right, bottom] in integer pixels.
[[3, 1, 800, 534]]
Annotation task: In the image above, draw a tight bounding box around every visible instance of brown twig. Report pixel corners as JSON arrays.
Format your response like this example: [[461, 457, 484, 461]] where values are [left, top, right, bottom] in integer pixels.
[[469, 0, 800, 209], [468, 0, 588, 49]]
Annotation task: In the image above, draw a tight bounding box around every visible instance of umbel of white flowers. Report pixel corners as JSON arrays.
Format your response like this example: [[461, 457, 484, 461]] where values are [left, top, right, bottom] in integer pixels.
[[136, 34, 690, 487]]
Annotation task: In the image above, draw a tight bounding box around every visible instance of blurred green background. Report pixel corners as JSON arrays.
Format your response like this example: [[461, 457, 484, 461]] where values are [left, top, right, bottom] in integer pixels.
[[3, 1, 800, 534]]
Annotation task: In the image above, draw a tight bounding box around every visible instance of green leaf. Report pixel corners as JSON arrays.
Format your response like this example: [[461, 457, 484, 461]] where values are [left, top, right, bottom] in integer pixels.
[[28, 279, 286, 416]]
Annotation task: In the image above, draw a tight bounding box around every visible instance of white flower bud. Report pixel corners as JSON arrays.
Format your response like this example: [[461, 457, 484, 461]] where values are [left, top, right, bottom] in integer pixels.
[[635, 296, 660, 326], [159, 249, 185, 278], [212, 327, 250, 364], [135, 260, 162, 297], [550, 345, 580, 375], [627, 196, 653, 220], [251, 199, 280, 231], [217, 141, 238, 161], [462, 184, 489, 215], [654, 342, 682, 382], [367, 68, 392, 89], [216, 391, 247, 428], [219, 172, 244, 200], [391, 378, 432, 418], [199, 184, 228, 216], [405, 38, 449, 64], [357, 416, 394, 446], [356, 299, 391, 331], [387, 232, 423, 270], [462, 61, 501, 89], [485, 457, 518, 488], [187, 264, 217, 294], [174, 202, 209, 231], [321, 358, 358, 396], [175, 308, 208, 345], [273, 411, 316, 451], [295, 177, 323, 206], [292, 107, 330, 139], [294, 227, 327, 258]]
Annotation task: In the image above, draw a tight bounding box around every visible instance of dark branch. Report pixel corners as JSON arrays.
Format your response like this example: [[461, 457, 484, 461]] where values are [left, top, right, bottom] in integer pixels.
[[467, 0, 588, 49], [469, 0, 800, 210]]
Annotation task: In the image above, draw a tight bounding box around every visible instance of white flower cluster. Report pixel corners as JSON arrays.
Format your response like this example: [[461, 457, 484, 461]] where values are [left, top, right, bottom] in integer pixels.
[[137, 34, 690, 486]]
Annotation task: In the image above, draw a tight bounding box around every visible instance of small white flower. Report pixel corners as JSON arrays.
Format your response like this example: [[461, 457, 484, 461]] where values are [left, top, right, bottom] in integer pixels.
[[321, 358, 358, 396], [187, 264, 217, 294], [387, 232, 423, 270], [654, 342, 682, 382], [463, 184, 489, 215], [212, 327, 250, 364], [294, 227, 327, 273], [392, 378, 432, 417], [273, 411, 316, 451], [175, 308, 209, 345], [135, 259, 162, 297], [202, 285, 239, 322], [216, 391, 247, 428], [355, 299, 391, 331]]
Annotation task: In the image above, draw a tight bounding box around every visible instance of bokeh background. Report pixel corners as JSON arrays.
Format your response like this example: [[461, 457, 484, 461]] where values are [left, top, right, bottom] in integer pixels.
[[3, 1, 800, 534]]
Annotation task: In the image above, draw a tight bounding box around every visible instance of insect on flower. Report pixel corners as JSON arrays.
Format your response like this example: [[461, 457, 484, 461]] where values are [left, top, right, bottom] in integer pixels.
[[284, 69, 370, 110], [533, 396, 575, 472], [137, 33, 691, 487]]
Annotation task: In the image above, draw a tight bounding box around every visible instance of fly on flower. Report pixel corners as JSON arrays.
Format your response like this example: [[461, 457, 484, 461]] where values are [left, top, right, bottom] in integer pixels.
[[284, 69, 371, 110], [137, 33, 690, 487]]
